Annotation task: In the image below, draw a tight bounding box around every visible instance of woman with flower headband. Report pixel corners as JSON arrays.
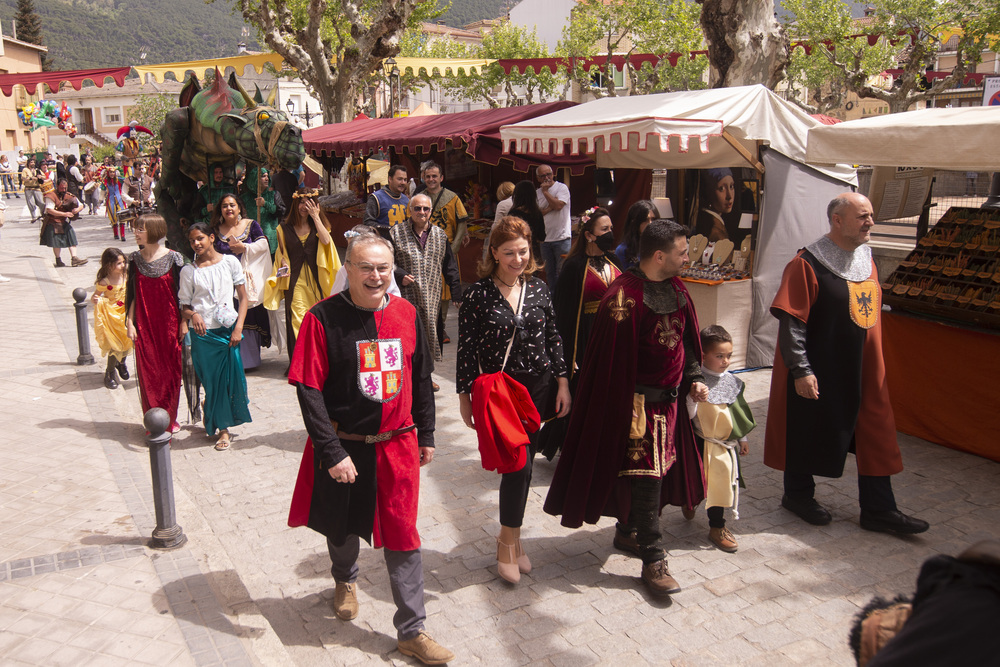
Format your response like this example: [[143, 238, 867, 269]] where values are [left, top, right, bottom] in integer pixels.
[[263, 187, 340, 364], [541, 207, 622, 460], [211, 192, 272, 370], [456, 216, 571, 585]]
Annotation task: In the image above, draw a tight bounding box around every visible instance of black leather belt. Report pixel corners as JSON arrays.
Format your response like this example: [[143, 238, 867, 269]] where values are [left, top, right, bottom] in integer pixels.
[[336, 423, 416, 444], [634, 384, 679, 403]]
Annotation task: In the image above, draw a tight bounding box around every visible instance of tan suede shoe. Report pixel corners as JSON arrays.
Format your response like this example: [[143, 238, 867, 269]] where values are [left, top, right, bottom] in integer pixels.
[[333, 582, 358, 620], [398, 630, 455, 664]]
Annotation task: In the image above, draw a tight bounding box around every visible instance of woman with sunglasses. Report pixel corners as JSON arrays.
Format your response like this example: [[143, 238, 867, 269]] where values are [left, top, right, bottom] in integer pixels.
[[456, 215, 571, 585]]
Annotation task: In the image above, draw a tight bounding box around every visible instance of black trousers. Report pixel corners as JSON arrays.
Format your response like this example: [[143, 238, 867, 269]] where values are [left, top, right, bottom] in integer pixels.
[[619, 476, 666, 565], [784, 471, 897, 513], [499, 441, 535, 528], [497, 370, 553, 529]]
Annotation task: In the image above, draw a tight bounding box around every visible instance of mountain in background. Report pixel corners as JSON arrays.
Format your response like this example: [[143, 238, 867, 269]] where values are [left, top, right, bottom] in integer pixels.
[[438, 0, 874, 31], [0, 0, 876, 69], [438, 0, 509, 29], [0, 0, 260, 70]]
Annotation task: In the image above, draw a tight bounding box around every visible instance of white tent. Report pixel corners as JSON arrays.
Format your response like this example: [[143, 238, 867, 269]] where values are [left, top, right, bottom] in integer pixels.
[[806, 105, 1000, 171], [499, 85, 857, 368]]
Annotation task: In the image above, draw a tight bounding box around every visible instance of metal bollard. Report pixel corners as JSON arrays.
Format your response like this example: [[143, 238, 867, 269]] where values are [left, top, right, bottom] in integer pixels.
[[144, 408, 188, 550], [72, 288, 95, 366]]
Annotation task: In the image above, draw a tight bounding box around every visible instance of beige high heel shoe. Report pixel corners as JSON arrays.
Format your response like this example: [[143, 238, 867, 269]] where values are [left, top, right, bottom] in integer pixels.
[[514, 538, 531, 574], [496, 538, 520, 584]]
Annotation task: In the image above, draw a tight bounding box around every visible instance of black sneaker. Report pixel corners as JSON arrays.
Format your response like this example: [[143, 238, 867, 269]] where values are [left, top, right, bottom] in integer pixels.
[[781, 495, 832, 526]]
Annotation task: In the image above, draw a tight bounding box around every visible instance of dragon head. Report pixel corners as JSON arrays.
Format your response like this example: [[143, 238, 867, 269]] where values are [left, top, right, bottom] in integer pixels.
[[227, 104, 305, 170], [219, 73, 305, 170], [189, 71, 306, 172]]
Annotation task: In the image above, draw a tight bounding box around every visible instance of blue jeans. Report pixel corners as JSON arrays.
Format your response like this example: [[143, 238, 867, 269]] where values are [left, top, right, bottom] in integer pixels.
[[541, 238, 571, 291]]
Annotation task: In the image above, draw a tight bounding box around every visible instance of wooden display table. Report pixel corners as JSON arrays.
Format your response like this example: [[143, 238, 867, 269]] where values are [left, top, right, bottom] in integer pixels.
[[681, 278, 753, 369]]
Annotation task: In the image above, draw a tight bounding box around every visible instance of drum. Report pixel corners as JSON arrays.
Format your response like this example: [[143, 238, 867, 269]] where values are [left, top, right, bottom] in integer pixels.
[[117, 207, 138, 226]]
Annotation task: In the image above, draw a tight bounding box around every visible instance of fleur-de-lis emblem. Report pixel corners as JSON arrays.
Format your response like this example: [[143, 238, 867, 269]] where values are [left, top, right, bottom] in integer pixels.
[[608, 288, 635, 322], [656, 316, 682, 350]]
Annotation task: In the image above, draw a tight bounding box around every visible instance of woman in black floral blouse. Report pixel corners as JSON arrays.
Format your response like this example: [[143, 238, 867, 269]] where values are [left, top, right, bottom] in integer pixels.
[[457, 215, 571, 585]]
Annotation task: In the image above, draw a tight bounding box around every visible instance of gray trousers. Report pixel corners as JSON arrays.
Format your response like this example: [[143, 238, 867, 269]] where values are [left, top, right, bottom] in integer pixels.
[[327, 535, 426, 640]]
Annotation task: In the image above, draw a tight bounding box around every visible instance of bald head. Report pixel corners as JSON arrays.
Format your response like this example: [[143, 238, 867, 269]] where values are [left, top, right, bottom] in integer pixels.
[[827, 192, 874, 251]]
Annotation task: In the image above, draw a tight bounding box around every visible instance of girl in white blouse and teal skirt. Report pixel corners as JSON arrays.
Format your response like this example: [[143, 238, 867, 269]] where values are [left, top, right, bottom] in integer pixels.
[[178, 222, 252, 450]]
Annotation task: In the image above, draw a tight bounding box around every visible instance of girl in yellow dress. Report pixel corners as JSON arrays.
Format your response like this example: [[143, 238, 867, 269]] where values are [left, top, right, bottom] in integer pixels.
[[92, 247, 134, 389]]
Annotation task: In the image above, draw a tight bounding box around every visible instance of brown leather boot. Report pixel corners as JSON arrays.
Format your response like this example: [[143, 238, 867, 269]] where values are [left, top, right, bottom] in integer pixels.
[[613, 525, 640, 557], [641, 559, 681, 596], [709, 526, 739, 553]]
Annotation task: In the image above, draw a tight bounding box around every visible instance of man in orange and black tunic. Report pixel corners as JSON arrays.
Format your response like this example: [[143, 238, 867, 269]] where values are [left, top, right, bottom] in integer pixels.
[[765, 193, 928, 535]]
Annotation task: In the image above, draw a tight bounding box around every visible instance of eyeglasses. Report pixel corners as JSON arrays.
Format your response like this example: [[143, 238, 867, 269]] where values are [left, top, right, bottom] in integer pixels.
[[538, 172, 553, 180], [411, 206, 432, 212], [348, 261, 392, 276]]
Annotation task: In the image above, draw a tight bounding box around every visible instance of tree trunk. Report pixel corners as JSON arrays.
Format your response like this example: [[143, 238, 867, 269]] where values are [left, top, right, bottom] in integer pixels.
[[698, 0, 787, 89]]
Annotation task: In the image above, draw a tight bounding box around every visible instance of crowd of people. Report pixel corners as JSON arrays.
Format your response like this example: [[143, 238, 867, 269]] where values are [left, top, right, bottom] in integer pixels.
[[75, 155, 933, 665]]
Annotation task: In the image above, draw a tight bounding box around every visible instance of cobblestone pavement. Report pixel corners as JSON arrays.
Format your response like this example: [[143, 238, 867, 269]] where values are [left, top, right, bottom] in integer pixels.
[[1, 206, 999, 665]]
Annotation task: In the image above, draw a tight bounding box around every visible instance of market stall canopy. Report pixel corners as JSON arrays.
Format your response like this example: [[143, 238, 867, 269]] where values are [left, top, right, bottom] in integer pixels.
[[0, 67, 131, 96], [304, 101, 592, 174], [806, 105, 1000, 171], [132, 53, 285, 83], [499, 85, 856, 184]]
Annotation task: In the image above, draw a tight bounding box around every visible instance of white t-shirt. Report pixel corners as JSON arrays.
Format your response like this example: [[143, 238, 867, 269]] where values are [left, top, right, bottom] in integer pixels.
[[178, 255, 246, 329], [536, 180, 571, 242]]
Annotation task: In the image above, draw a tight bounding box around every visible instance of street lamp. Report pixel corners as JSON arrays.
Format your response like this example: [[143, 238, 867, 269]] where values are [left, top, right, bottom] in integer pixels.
[[382, 57, 399, 117], [285, 99, 319, 126]]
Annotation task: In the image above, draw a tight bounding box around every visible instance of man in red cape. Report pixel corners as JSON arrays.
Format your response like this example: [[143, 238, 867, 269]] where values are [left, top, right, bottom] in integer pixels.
[[544, 220, 708, 597], [764, 192, 928, 535], [286, 231, 453, 665]]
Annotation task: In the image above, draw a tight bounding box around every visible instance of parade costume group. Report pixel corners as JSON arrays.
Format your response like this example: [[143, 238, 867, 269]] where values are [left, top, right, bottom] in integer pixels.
[[95, 165, 929, 664]]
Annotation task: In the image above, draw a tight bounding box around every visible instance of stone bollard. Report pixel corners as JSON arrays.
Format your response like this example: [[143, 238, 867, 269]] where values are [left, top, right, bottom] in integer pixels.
[[144, 408, 188, 550], [72, 288, 95, 366]]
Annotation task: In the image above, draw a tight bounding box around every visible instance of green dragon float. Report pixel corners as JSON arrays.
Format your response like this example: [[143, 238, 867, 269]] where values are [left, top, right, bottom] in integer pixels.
[[155, 70, 305, 254]]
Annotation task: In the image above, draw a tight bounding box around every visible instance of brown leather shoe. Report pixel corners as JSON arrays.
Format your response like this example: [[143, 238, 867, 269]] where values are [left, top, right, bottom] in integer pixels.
[[641, 559, 681, 596], [709, 526, 738, 553], [398, 630, 455, 665], [613, 526, 640, 557], [432, 381, 441, 392], [333, 582, 358, 620], [71, 257, 89, 267], [682, 506, 696, 521]]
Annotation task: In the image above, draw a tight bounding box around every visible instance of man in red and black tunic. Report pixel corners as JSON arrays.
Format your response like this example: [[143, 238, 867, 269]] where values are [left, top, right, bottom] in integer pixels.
[[765, 192, 928, 535], [286, 231, 454, 665], [544, 220, 708, 597]]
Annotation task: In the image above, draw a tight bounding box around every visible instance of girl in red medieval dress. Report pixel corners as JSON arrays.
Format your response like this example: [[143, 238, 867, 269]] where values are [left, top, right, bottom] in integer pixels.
[[126, 213, 185, 433]]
